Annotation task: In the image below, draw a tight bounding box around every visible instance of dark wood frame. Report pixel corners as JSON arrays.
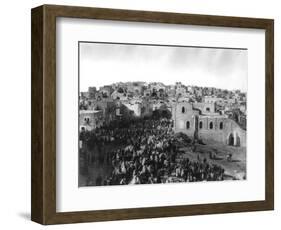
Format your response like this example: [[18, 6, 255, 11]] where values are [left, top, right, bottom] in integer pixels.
[[31, 4, 274, 225]]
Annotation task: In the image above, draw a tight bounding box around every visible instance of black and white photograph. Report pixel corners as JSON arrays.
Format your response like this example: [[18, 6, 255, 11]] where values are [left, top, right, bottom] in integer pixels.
[[78, 42, 247, 187]]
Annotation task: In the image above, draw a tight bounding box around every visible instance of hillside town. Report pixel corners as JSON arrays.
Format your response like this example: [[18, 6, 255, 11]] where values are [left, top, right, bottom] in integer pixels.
[[79, 82, 247, 186]]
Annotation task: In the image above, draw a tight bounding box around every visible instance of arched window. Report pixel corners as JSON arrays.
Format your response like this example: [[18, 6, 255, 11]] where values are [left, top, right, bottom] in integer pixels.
[[236, 134, 241, 147], [95, 105, 102, 111], [219, 122, 223, 130], [84, 117, 90, 125], [206, 107, 210, 112], [209, 122, 213, 129], [182, 106, 185, 113], [228, 133, 234, 146], [186, 121, 190, 129], [199, 121, 203, 129]]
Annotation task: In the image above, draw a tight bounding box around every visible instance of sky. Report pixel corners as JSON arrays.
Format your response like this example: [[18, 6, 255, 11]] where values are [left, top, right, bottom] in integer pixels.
[[79, 42, 247, 92]]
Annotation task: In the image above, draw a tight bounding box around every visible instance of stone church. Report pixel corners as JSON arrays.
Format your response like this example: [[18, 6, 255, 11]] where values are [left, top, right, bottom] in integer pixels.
[[171, 101, 246, 147]]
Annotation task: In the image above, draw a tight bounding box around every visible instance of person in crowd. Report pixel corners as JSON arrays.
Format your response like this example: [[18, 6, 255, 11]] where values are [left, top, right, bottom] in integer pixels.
[[80, 117, 225, 186]]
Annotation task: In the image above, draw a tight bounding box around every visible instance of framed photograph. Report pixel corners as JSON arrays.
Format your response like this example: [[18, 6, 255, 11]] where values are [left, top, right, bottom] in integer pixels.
[[31, 4, 274, 225]]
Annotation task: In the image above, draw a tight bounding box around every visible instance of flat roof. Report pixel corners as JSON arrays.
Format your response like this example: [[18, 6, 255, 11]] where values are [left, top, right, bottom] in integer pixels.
[[80, 110, 102, 114]]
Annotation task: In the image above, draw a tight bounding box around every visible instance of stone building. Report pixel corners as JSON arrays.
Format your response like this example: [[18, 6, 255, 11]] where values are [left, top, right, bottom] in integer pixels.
[[122, 101, 142, 117], [94, 99, 116, 124], [88, 87, 97, 99], [79, 110, 103, 131], [203, 96, 223, 104], [127, 83, 144, 96], [99, 85, 113, 98], [172, 101, 246, 147], [119, 99, 153, 118]]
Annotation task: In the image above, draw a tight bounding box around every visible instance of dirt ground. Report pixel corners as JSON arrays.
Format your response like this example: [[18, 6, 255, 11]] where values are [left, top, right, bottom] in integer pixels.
[[179, 141, 246, 180]]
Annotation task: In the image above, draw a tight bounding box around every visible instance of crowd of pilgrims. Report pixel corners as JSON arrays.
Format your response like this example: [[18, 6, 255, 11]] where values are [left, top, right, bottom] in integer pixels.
[[80, 117, 225, 186]]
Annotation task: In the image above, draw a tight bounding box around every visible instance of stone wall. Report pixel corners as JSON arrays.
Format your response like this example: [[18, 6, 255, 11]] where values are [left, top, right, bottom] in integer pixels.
[[198, 117, 246, 146], [172, 102, 199, 137], [79, 110, 103, 131]]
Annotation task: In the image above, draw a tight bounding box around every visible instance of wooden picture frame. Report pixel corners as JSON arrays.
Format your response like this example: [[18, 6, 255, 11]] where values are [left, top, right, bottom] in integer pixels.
[[31, 4, 274, 225]]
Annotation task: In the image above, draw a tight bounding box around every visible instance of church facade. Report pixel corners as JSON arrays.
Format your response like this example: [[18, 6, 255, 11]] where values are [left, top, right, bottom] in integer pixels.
[[171, 101, 246, 147]]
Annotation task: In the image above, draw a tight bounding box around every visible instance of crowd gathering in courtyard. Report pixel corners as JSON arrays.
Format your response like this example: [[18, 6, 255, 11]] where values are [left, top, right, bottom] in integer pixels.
[[80, 117, 226, 186]]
